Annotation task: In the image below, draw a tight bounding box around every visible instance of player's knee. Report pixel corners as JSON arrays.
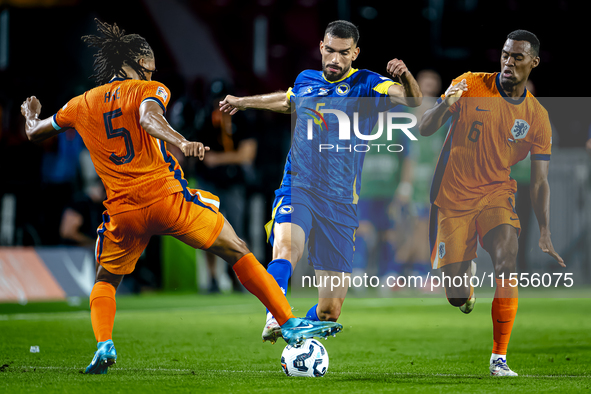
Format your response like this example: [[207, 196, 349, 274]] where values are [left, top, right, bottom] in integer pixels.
[[494, 259, 516, 277], [493, 241, 518, 260], [492, 246, 518, 276], [95, 266, 123, 290]]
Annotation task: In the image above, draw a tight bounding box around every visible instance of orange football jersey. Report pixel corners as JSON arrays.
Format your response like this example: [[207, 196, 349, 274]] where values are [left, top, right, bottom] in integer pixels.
[[430, 72, 552, 210], [52, 78, 186, 214]]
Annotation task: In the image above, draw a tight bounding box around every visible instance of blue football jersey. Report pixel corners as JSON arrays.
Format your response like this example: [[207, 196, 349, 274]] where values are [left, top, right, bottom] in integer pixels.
[[280, 68, 399, 203]]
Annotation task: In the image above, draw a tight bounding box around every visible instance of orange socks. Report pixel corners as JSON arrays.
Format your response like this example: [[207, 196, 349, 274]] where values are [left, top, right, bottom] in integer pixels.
[[233, 253, 295, 325], [90, 281, 117, 343], [491, 278, 518, 355]]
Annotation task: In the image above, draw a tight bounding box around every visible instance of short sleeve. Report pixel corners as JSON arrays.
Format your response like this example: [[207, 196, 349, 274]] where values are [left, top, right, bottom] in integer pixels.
[[440, 72, 472, 100], [371, 75, 399, 97], [139, 81, 171, 115], [53, 95, 83, 130], [530, 115, 552, 160], [286, 87, 295, 104], [438, 72, 473, 114]]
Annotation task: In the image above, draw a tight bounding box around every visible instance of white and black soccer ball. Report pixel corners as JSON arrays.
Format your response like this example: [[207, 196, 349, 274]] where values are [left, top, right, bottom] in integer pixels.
[[281, 338, 329, 377]]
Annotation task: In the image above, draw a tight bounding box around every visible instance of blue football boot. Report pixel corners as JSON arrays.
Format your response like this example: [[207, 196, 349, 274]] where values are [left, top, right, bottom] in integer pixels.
[[281, 318, 343, 347], [85, 339, 117, 374]]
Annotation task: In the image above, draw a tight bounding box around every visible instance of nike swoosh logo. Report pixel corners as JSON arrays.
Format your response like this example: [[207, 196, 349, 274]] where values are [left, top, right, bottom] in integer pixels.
[[476, 106, 490, 111], [299, 324, 313, 329], [497, 320, 511, 323], [510, 218, 519, 221]]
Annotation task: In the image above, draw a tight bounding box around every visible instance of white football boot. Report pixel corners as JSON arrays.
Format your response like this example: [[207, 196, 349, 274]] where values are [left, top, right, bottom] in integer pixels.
[[490, 357, 518, 376], [262, 315, 282, 344], [459, 260, 477, 314]]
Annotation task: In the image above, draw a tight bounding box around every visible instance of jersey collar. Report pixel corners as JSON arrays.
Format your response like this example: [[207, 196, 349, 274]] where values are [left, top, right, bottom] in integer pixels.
[[109, 77, 132, 83], [322, 68, 358, 84], [495, 73, 527, 105]]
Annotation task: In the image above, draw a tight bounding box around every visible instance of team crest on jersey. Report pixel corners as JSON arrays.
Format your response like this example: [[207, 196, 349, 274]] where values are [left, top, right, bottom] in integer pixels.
[[279, 205, 294, 215], [336, 83, 350, 96], [510, 119, 530, 140], [304, 86, 313, 94], [156, 86, 168, 102], [438, 242, 446, 259], [318, 88, 329, 96]]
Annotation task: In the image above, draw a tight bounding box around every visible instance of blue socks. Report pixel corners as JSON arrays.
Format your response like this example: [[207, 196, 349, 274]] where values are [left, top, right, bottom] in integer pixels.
[[306, 304, 319, 321], [265, 259, 292, 315]]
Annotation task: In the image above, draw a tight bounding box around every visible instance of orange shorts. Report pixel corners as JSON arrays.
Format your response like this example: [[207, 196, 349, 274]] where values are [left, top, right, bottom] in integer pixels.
[[429, 191, 521, 269], [95, 189, 225, 275]]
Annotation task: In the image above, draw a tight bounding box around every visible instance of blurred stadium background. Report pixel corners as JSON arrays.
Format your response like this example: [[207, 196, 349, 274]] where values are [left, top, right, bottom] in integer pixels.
[[0, 0, 590, 303]]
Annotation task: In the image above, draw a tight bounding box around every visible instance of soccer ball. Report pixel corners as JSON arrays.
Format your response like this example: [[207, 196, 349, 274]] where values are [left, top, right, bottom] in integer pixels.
[[280, 338, 329, 377]]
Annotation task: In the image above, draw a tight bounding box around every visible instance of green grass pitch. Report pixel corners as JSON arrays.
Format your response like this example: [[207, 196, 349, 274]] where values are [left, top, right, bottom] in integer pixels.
[[1, 293, 590, 393]]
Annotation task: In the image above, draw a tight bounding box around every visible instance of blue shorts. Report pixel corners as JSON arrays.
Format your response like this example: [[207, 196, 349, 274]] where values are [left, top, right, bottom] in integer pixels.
[[265, 187, 358, 273]]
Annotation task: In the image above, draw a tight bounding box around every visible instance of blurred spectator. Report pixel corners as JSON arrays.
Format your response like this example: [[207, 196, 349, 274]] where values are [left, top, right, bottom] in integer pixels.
[[195, 80, 257, 292], [59, 180, 106, 247], [0, 103, 44, 246], [353, 113, 414, 286], [400, 70, 446, 285], [40, 129, 86, 245]]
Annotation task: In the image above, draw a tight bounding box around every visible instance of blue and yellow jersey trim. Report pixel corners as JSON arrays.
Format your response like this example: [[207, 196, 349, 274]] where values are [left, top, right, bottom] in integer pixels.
[[286, 88, 295, 104], [264, 196, 284, 242], [322, 68, 359, 84], [373, 80, 399, 95]]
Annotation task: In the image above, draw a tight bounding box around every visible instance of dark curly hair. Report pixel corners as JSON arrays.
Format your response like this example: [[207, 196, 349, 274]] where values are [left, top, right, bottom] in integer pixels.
[[507, 30, 540, 57], [82, 19, 154, 85]]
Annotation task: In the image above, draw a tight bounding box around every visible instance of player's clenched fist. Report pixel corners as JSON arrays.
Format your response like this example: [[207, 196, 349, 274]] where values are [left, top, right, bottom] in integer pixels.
[[21, 96, 42, 119], [180, 141, 210, 160], [443, 79, 468, 107], [219, 95, 243, 115], [386, 59, 409, 79]]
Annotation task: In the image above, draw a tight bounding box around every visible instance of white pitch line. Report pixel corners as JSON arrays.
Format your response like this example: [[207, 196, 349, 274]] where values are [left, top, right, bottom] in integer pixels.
[[10, 366, 590, 379]]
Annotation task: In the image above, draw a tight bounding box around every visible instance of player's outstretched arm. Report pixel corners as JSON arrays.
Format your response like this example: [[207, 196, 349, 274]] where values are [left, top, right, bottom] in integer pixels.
[[21, 96, 64, 143], [385, 59, 422, 107], [139, 101, 210, 160], [219, 92, 291, 115], [418, 79, 467, 137], [530, 159, 565, 267]]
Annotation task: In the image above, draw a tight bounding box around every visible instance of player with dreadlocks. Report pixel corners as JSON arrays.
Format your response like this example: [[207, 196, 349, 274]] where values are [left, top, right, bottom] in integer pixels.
[[82, 19, 156, 85], [21, 19, 342, 375]]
